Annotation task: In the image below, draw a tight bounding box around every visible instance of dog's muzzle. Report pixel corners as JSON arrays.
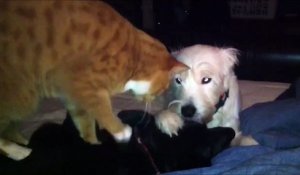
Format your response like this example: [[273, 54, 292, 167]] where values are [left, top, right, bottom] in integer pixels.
[[181, 104, 196, 118]]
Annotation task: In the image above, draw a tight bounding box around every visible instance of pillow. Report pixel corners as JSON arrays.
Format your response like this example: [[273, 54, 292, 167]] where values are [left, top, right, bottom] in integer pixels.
[[240, 99, 300, 149]]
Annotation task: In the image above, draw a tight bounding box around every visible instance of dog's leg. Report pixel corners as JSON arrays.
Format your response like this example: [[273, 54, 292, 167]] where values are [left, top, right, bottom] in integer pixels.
[[155, 109, 184, 137], [0, 138, 32, 160], [238, 135, 258, 146], [230, 132, 258, 146], [239, 135, 259, 146]]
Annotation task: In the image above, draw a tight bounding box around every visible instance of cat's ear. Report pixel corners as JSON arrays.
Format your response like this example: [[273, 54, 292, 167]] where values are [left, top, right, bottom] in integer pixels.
[[169, 57, 189, 76]]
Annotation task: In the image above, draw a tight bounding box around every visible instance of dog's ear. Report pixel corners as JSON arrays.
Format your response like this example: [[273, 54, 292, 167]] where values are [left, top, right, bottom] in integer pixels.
[[220, 48, 239, 74]]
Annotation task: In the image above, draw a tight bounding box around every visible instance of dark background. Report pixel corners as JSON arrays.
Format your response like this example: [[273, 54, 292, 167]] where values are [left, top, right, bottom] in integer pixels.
[[104, 0, 300, 83]]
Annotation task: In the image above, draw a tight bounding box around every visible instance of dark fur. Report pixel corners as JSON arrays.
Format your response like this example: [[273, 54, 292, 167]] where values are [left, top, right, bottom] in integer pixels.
[[0, 111, 234, 175]]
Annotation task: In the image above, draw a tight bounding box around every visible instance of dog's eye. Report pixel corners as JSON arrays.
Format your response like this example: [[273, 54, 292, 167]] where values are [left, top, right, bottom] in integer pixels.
[[201, 77, 211, 84], [175, 77, 182, 85]]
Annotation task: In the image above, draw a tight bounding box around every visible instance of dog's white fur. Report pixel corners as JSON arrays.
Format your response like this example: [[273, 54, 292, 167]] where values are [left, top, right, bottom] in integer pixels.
[[156, 44, 251, 144]]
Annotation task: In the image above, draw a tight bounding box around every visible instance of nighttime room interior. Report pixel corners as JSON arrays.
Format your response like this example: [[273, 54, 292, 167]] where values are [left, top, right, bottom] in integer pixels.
[[105, 0, 300, 83], [1, 1, 300, 175]]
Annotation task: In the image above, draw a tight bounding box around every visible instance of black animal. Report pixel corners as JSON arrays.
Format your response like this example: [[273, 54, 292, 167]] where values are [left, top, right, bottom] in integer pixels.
[[0, 110, 234, 175]]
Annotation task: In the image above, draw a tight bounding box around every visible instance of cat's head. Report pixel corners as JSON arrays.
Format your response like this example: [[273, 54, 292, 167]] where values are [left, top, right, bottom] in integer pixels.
[[143, 57, 188, 102], [124, 30, 189, 102], [126, 54, 189, 102]]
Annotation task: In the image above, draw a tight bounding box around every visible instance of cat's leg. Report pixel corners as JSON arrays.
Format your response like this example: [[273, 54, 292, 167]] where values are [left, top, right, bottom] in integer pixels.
[[0, 121, 31, 160], [2, 122, 29, 145], [0, 121, 31, 161], [0, 138, 32, 160], [68, 89, 132, 143], [68, 109, 99, 144], [91, 90, 132, 142], [0, 73, 39, 160], [0, 83, 38, 160]]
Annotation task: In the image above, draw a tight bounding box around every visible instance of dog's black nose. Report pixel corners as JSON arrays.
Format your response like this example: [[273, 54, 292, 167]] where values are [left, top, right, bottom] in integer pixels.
[[181, 104, 196, 118]]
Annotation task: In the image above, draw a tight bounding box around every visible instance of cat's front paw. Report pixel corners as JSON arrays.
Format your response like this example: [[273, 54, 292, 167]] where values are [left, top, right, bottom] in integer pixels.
[[155, 110, 184, 137], [113, 125, 132, 143], [6, 143, 32, 161]]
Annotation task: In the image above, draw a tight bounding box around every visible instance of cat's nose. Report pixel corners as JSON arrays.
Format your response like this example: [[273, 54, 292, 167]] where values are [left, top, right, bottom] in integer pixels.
[[181, 104, 196, 118]]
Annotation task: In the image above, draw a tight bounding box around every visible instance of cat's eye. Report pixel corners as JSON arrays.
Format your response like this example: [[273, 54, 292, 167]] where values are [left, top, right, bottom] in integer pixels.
[[175, 77, 182, 85], [201, 77, 211, 84]]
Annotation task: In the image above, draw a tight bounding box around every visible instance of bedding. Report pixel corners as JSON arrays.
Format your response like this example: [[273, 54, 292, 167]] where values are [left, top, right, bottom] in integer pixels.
[[241, 78, 300, 149], [164, 78, 300, 175], [0, 111, 234, 175], [241, 99, 300, 149], [2, 80, 295, 175], [164, 146, 300, 175]]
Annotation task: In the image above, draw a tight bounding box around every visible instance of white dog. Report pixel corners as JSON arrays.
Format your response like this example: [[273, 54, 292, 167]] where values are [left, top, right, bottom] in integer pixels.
[[155, 44, 243, 143]]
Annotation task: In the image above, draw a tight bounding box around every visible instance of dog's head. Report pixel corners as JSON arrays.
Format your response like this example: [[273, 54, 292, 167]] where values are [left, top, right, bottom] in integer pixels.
[[170, 44, 238, 123]]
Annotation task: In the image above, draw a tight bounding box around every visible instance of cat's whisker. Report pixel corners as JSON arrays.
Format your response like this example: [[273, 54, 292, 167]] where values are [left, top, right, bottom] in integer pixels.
[[136, 102, 148, 126], [141, 101, 152, 128], [142, 101, 148, 118], [147, 101, 152, 113], [168, 100, 182, 109]]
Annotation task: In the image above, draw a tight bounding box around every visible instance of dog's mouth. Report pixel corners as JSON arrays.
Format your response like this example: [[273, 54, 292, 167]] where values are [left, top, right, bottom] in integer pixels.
[[183, 113, 202, 123], [183, 113, 213, 124]]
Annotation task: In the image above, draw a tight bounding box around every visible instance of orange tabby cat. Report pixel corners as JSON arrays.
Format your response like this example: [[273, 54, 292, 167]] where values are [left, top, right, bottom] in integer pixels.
[[0, 1, 188, 160]]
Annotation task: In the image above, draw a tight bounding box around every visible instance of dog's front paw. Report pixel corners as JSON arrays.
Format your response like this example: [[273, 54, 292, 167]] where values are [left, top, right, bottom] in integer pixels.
[[155, 110, 184, 137]]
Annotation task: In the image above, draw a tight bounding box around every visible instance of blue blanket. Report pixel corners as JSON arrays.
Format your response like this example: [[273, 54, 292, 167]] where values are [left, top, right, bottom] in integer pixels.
[[164, 146, 300, 175], [241, 99, 300, 149], [164, 78, 300, 175], [240, 78, 300, 149]]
